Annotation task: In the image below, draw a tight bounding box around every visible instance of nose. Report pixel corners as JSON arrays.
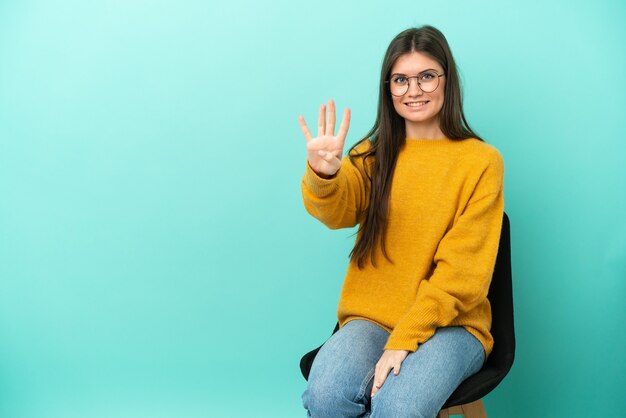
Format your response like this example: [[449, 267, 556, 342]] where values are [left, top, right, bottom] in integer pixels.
[[406, 78, 423, 96]]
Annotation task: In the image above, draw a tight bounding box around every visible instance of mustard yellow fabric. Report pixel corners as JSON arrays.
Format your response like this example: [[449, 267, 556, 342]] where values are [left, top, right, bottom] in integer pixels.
[[301, 138, 504, 357]]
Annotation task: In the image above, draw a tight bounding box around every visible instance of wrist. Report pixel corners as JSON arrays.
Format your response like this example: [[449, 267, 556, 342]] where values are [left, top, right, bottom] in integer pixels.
[[307, 161, 337, 179]]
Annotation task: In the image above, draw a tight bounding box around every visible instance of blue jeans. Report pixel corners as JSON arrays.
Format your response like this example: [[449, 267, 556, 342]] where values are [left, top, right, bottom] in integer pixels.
[[302, 320, 484, 418]]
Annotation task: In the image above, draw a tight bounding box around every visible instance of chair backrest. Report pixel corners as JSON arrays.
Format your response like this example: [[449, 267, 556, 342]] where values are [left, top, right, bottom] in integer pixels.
[[441, 212, 515, 408], [300, 213, 515, 408]]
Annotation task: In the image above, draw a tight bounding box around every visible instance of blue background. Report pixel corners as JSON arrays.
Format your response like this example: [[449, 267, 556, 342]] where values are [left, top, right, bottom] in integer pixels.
[[1, 0, 625, 417]]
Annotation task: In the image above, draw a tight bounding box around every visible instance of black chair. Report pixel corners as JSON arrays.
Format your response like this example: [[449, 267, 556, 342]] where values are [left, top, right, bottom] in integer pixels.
[[300, 213, 515, 418]]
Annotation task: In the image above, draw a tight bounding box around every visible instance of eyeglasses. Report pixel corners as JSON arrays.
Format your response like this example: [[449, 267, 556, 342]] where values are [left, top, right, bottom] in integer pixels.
[[385, 70, 445, 96]]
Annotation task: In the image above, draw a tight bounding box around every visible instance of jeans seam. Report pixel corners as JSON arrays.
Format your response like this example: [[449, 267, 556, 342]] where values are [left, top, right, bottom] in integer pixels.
[[460, 343, 485, 382], [355, 366, 375, 403]]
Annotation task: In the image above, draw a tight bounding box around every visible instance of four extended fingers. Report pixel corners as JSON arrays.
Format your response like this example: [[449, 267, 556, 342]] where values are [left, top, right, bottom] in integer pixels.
[[299, 100, 350, 144]]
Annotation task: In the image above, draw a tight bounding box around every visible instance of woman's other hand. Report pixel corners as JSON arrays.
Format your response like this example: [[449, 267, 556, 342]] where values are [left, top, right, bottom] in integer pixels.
[[371, 349, 409, 398], [298, 99, 351, 178]]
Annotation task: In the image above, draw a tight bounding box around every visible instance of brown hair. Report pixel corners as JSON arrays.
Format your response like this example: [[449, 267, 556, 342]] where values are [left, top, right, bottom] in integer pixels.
[[348, 25, 483, 269]]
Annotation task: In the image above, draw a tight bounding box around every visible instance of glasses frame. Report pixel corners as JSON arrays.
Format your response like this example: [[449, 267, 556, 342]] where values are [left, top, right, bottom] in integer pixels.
[[385, 70, 446, 96]]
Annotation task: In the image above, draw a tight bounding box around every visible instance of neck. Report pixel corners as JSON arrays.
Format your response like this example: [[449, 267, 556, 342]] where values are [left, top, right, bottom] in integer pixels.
[[405, 119, 446, 140]]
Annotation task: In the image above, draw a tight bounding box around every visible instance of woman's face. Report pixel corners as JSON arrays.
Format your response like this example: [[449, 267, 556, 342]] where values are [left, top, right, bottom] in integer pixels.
[[389, 51, 446, 135]]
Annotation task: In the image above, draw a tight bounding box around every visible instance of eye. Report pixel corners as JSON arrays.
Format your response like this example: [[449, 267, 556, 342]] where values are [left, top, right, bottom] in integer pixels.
[[392, 75, 408, 84], [420, 71, 437, 81]]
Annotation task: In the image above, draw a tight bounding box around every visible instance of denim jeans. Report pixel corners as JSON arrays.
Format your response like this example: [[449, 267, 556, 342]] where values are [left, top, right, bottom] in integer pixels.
[[301, 319, 484, 418]]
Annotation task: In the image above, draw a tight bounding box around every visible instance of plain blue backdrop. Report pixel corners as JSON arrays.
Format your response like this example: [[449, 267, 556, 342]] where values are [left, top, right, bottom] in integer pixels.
[[0, 0, 625, 417]]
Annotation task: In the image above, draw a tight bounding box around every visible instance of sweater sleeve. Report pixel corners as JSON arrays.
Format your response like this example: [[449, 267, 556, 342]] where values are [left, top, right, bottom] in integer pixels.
[[301, 145, 371, 230], [384, 151, 505, 352]]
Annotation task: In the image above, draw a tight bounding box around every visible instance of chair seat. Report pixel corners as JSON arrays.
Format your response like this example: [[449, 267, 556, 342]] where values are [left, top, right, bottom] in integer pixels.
[[442, 365, 505, 408]]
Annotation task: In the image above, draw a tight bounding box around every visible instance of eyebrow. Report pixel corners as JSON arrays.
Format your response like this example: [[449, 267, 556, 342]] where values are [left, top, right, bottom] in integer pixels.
[[391, 68, 439, 76]]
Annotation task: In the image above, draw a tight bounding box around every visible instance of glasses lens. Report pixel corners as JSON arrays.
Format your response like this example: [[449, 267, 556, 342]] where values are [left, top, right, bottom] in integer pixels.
[[418, 71, 439, 93], [390, 75, 409, 96]]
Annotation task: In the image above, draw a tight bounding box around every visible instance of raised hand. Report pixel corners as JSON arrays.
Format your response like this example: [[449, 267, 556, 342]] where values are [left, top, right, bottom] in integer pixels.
[[298, 99, 351, 178]]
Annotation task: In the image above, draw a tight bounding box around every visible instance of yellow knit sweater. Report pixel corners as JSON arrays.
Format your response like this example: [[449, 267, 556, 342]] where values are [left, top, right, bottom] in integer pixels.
[[301, 137, 504, 357]]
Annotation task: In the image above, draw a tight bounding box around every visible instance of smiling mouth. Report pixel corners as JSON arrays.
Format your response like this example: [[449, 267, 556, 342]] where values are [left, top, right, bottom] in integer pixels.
[[405, 101, 430, 107]]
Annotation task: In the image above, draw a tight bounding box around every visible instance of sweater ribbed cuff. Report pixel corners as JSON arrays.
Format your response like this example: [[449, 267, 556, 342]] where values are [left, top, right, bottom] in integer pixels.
[[303, 161, 340, 197], [384, 333, 421, 352], [384, 306, 439, 352]]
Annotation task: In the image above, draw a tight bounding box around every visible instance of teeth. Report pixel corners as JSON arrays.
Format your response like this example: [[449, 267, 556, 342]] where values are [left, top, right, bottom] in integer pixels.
[[406, 101, 428, 107]]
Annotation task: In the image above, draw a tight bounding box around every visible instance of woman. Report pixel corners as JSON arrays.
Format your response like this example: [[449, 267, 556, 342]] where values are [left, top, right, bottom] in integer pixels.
[[298, 25, 504, 418]]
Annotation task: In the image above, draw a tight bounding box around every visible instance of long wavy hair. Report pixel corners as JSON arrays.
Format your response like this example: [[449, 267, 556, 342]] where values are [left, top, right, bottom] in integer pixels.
[[348, 25, 484, 269]]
